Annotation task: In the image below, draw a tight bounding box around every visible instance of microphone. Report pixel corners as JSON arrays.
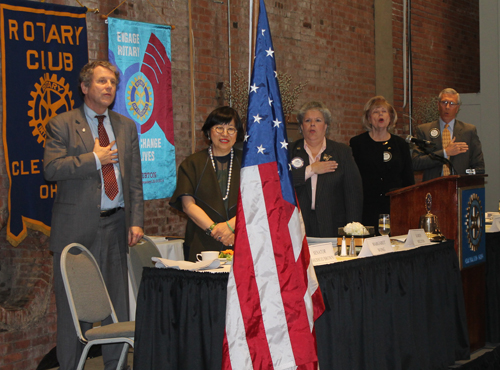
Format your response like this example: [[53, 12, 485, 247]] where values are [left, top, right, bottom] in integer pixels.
[[405, 135, 435, 147]]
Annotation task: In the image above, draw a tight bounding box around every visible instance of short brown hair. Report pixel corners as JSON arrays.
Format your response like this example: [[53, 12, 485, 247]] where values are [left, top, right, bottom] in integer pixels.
[[78, 61, 119, 96]]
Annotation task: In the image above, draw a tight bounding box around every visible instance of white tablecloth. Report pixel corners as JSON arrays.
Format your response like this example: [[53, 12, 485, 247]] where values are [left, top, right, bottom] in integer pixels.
[[147, 236, 185, 260]]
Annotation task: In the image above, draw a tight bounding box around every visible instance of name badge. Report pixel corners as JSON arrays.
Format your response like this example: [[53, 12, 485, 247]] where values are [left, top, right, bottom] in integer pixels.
[[404, 229, 430, 249], [358, 236, 393, 257], [430, 128, 440, 138], [309, 242, 336, 266], [291, 157, 304, 169]]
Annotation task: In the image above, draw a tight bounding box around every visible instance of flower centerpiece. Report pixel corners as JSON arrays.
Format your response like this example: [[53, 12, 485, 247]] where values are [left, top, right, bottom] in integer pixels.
[[219, 249, 234, 261], [343, 222, 370, 236], [337, 222, 374, 250]]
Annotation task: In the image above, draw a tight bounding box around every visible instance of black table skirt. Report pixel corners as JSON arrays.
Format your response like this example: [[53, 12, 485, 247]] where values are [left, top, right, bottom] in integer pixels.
[[486, 231, 500, 343], [134, 241, 470, 370]]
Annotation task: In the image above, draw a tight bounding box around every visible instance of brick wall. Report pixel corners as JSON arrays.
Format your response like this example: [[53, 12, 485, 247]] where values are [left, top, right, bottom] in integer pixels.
[[393, 0, 480, 132], [0, 0, 479, 368]]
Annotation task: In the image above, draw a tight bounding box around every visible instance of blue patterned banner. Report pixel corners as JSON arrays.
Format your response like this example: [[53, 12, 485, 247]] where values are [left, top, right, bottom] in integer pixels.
[[108, 18, 176, 200], [0, 0, 87, 246], [461, 186, 486, 268]]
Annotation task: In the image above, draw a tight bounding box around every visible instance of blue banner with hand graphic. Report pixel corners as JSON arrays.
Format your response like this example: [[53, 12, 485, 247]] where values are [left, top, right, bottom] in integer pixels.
[[108, 18, 176, 201]]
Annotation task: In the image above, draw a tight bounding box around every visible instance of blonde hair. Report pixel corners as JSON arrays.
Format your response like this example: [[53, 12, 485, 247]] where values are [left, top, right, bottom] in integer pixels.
[[362, 96, 397, 131]]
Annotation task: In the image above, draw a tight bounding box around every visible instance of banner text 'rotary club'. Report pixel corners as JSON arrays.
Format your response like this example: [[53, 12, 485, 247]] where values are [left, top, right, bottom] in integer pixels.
[[7, 20, 83, 71]]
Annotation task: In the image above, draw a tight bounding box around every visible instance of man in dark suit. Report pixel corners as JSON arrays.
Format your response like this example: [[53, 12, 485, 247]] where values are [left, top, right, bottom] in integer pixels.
[[412, 88, 485, 181], [44, 61, 144, 370]]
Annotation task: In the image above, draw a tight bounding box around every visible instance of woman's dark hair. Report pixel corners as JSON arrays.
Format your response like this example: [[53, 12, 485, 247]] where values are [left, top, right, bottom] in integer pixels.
[[201, 106, 244, 142]]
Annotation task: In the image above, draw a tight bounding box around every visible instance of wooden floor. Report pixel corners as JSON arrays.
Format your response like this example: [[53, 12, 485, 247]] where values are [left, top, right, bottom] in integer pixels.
[[47, 352, 133, 370]]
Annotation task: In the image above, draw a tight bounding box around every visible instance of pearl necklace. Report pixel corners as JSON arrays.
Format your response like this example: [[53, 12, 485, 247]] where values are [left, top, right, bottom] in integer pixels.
[[209, 146, 233, 201]]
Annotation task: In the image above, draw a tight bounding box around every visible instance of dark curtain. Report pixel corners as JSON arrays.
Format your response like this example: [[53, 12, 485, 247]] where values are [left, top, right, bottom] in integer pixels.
[[486, 231, 500, 342], [134, 241, 469, 370]]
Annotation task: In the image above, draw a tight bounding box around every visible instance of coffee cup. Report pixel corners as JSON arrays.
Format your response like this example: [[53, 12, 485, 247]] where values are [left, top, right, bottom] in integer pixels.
[[196, 251, 219, 262]]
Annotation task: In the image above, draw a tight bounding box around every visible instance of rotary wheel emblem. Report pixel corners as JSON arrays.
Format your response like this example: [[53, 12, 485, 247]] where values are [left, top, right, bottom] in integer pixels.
[[465, 193, 483, 251], [28, 73, 74, 147], [126, 74, 153, 123]]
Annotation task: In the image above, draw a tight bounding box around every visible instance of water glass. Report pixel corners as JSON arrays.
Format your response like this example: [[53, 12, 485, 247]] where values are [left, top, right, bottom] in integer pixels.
[[378, 214, 391, 236]]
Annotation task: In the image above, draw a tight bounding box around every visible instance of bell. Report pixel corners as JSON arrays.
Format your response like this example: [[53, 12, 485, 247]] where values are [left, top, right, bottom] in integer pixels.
[[419, 212, 440, 236], [419, 193, 446, 242]]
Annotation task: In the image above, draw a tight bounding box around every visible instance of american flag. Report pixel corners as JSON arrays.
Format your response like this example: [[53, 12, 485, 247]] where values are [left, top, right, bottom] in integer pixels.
[[222, 0, 325, 369]]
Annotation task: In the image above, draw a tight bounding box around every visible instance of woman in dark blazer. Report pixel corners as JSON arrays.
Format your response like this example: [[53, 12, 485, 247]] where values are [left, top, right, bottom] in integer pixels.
[[289, 101, 363, 237], [349, 96, 414, 232]]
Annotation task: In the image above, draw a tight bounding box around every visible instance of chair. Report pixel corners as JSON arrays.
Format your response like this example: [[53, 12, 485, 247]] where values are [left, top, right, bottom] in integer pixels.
[[127, 235, 162, 299], [61, 243, 134, 370]]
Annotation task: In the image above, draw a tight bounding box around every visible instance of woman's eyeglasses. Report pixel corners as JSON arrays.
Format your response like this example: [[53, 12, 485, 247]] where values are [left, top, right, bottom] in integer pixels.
[[213, 126, 237, 135]]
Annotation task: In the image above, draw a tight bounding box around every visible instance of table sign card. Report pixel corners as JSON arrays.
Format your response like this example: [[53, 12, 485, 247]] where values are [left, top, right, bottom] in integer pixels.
[[404, 229, 430, 249], [309, 242, 337, 266], [486, 212, 500, 222], [489, 217, 500, 232], [152, 257, 221, 271], [358, 236, 392, 257]]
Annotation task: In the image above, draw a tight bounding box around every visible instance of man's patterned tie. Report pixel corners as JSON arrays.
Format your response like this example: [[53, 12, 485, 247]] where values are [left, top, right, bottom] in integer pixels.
[[442, 123, 451, 176], [96, 115, 119, 200]]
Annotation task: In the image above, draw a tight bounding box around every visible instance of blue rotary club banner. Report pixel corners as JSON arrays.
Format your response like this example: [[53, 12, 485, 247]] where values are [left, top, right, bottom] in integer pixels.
[[108, 18, 176, 200], [460, 187, 486, 268], [0, 0, 87, 246]]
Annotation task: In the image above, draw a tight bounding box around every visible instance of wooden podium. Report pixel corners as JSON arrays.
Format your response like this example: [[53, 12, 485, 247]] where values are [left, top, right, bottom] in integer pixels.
[[387, 174, 487, 351]]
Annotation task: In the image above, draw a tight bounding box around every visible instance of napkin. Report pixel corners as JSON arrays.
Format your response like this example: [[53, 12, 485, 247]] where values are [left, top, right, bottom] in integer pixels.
[[152, 257, 221, 271]]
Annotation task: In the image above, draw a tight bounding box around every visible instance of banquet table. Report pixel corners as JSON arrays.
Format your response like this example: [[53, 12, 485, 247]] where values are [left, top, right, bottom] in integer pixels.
[[128, 237, 184, 320], [134, 241, 470, 369]]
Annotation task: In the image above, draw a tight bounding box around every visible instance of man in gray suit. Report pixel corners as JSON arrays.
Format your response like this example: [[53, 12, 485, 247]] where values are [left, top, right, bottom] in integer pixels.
[[412, 88, 485, 181], [44, 61, 144, 370]]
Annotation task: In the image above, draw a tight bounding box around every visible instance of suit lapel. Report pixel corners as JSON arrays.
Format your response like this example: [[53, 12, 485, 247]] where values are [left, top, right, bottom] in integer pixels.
[[430, 121, 443, 150], [449, 120, 464, 169], [75, 106, 94, 152], [453, 120, 464, 140], [293, 140, 312, 201], [110, 113, 126, 178], [315, 141, 335, 197]]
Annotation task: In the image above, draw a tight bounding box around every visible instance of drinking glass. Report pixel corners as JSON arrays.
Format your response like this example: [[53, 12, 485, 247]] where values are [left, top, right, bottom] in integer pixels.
[[378, 214, 391, 236]]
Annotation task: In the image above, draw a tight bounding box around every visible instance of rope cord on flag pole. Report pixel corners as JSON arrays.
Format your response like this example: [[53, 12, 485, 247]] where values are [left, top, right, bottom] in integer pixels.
[[71, 0, 99, 13], [96, 0, 176, 29]]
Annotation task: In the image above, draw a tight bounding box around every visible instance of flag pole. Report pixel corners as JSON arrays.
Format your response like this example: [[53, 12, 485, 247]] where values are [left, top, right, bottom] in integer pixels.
[[223, 1, 325, 367], [189, 0, 196, 153], [249, 0, 260, 82]]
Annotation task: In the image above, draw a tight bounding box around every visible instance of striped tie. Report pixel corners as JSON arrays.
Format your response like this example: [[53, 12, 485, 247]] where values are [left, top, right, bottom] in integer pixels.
[[442, 123, 451, 176], [96, 115, 119, 200]]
